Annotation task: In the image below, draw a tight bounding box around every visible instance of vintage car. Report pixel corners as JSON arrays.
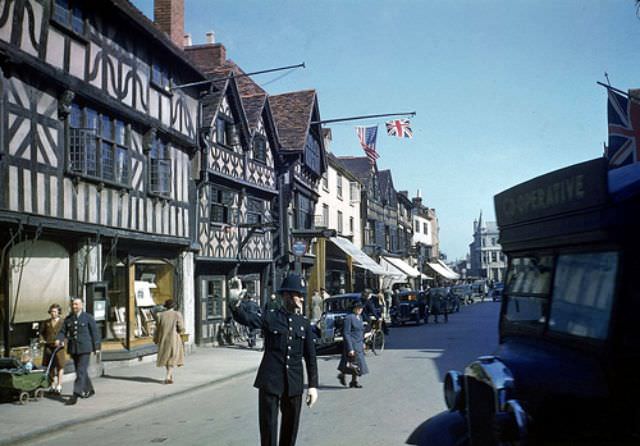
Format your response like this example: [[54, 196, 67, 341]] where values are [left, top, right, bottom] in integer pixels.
[[390, 289, 427, 325], [315, 293, 362, 350], [451, 284, 474, 305], [407, 158, 640, 445]]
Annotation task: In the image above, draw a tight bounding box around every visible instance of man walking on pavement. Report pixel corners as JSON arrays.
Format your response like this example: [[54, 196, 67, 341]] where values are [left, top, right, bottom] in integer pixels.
[[230, 273, 319, 446], [56, 297, 101, 406]]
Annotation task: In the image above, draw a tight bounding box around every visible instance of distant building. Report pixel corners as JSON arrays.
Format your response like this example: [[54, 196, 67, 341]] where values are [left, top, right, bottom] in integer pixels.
[[469, 212, 507, 282]]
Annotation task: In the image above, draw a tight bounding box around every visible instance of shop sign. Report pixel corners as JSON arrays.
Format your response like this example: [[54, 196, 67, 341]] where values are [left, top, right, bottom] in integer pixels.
[[292, 239, 307, 257]]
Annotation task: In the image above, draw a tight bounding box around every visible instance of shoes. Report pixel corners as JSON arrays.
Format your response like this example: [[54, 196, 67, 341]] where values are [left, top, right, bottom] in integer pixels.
[[337, 374, 346, 387], [65, 395, 78, 406], [349, 382, 363, 389], [56, 385, 62, 394], [165, 379, 174, 384]]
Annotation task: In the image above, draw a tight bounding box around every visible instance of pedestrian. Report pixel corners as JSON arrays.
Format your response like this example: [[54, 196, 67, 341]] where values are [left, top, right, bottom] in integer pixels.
[[427, 289, 448, 324], [153, 299, 185, 384], [241, 293, 261, 348], [41, 303, 65, 393], [310, 289, 323, 323], [230, 273, 318, 446], [337, 299, 369, 388], [320, 287, 330, 301], [55, 297, 100, 406]]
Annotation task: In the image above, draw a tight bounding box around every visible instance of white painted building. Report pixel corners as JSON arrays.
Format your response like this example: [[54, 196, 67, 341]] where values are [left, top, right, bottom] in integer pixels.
[[316, 152, 363, 248]]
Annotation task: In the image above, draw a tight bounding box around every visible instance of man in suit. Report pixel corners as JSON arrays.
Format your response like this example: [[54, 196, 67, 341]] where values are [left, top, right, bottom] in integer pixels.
[[56, 297, 101, 406], [230, 273, 318, 446]]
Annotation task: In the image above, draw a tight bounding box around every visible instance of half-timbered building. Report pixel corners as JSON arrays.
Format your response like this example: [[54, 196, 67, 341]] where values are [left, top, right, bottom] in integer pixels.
[[269, 90, 328, 291], [184, 45, 280, 345], [0, 0, 203, 361]]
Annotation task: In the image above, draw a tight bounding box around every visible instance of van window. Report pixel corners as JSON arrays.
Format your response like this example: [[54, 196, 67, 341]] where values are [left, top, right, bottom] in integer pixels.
[[504, 256, 553, 328], [548, 252, 618, 340]]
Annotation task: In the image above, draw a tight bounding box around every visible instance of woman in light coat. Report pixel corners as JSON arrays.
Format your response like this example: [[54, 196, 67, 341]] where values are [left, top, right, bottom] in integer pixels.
[[154, 299, 184, 384], [337, 300, 369, 388]]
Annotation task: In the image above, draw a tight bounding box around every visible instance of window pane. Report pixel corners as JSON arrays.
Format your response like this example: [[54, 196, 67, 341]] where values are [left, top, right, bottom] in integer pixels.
[[86, 134, 97, 176], [53, 0, 69, 24], [152, 64, 162, 86], [85, 108, 98, 131], [70, 103, 82, 128], [505, 256, 553, 295], [102, 142, 114, 181], [101, 115, 112, 140], [115, 120, 125, 145], [115, 146, 129, 184], [549, 252, 618, 340], [211, 204, 225, 223], [216, 118, 226, 145], [71, 6, 84, 33]]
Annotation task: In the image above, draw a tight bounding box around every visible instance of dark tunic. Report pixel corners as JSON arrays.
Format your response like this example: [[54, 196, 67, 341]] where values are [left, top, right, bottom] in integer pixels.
[[56, 311, 101, 355], [232, 305, 318, 397], [338, 313, 369, 376]]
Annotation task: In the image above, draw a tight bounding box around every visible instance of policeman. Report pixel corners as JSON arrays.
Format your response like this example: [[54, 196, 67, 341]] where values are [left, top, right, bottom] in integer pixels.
[[230, 273, 318, 446], [56, 297, 101, 406]]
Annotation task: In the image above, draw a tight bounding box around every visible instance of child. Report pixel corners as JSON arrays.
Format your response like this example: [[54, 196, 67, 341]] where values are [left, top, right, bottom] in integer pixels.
[[20, 351, 34, 373]]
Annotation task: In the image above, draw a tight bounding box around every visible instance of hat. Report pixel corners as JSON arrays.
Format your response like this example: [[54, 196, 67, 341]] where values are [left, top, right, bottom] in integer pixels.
[[278, 273, 307, 297]]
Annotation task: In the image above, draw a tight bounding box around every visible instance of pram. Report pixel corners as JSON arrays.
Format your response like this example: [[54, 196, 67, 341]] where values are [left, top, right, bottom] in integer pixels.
[[0, 345, 64, 404]]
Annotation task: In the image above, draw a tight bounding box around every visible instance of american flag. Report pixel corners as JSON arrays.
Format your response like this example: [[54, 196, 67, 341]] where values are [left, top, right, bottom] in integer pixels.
[[356, 126, 379, 164], [385, 119, 413, 138], [607, 88, 640, 168]]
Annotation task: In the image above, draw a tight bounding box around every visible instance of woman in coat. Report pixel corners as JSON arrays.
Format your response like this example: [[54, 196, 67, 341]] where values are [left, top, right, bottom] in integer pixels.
[[40, 303, 66, 393], [154, 299, 185, 384], [337, 300, 369, 388]]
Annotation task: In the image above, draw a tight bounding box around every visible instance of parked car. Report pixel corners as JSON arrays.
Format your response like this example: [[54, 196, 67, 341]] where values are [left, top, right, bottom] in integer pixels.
[[315, 293, 362, 349], [390, 289, 426, 326], [407, 158, 640, 445], [450, 284, 473, 305]]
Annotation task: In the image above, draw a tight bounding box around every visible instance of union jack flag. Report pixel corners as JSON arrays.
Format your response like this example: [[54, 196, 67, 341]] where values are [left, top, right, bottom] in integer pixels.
[[607, 88, 640, 168], [356, 126, 379, 164], [385, 119, 413, 138]]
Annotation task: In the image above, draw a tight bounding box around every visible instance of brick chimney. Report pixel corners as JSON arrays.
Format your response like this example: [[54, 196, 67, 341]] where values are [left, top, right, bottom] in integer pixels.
[[184, 33, 227, 73], [154, 0, 184, 48]]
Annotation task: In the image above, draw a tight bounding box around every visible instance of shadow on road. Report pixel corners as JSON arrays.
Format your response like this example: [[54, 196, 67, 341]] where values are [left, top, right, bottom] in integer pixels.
[[102, 375, 165, 384]]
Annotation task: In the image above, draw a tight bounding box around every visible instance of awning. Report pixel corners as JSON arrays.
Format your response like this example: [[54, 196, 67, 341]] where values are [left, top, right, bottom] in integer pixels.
[[329, 237, 388, 276], [427, 259, 460, 280], [380, 256, 422, 278], [420, 273, 433, 280]]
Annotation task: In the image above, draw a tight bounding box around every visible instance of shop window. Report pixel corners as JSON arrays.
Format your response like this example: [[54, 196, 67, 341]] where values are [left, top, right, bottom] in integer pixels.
[[67, 103, 130, 187], [252, 136, 267, 163], [211, 185, 236, 224], [149, 137, 172, 197], [203, 277, 224, 319], [52, 0, 85, 35], [246, 198, 265, 225]]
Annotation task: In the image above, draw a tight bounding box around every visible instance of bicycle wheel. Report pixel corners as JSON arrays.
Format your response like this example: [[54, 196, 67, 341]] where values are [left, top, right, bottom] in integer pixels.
[[372, 330, 385, 355]]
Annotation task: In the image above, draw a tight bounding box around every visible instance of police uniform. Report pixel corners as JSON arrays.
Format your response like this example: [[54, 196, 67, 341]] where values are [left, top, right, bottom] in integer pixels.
[[57, 311, 101, 399], [231, 277, 318, 446]]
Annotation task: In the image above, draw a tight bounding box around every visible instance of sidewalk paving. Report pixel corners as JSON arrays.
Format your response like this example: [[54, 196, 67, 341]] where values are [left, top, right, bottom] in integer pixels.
[[0, 345, 262, 446]]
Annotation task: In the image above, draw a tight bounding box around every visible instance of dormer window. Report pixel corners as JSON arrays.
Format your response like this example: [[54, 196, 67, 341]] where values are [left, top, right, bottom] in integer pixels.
[[215, 116, 239, 149], [252, 136, 267, 163]]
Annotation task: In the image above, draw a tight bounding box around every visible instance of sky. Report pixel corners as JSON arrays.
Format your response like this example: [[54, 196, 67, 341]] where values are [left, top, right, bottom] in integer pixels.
[[135, 0, 640, 259]]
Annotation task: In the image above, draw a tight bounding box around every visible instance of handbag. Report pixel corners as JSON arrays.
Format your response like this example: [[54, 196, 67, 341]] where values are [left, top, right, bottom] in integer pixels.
[[345, 353, 362, 376]]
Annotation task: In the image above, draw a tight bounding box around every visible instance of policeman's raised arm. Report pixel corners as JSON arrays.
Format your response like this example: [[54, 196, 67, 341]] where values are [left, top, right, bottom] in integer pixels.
[[230, 301, 264, 329]]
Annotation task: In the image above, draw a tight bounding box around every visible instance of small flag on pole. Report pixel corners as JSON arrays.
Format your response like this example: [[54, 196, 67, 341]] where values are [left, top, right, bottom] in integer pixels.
[[356, 126, 379, 164], [607, 88, 640, 168], [385, 119, 413, 138]]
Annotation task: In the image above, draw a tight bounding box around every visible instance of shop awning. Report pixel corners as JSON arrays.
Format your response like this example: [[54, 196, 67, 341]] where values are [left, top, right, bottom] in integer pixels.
[[380, 256, 422, 278], [427, 259, 461, 280], [420, 273, 433, 280], [329, 237, 388, 276]]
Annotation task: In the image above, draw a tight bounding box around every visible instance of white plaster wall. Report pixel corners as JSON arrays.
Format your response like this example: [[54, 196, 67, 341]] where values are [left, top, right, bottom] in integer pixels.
[[317, 163, 362, 248], [412, 214, 432, 246], [181, 251, 195, 349]]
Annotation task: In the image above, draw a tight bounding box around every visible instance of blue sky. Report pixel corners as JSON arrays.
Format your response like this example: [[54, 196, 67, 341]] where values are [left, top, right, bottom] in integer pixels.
[[135, 0, 640, 259]]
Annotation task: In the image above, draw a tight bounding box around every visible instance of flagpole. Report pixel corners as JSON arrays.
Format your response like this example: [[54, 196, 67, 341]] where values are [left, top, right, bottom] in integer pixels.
[[596, 81, 629, 97], [311, 111, 416, 125], [172, 62, 306, 90]]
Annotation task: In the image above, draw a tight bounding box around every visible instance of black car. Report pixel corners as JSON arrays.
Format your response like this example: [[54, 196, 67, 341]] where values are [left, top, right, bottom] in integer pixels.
[[390, 289, 426, 326], [407, 158, 640, 445], [315, 293, 362, 350]]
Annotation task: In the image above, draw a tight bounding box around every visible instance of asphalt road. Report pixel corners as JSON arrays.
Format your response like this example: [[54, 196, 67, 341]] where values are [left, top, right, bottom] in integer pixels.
[[26, 302, 500, 446]]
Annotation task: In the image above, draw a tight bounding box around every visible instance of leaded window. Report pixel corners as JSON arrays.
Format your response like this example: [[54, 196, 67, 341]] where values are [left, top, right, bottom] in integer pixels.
[[253, 136, 267, 163], [246, 198, 265, 225], [211, 186, 236, 224], [67, 103, 129, 187], [52, 0, 85, 34], [149, 138, 171, 196]]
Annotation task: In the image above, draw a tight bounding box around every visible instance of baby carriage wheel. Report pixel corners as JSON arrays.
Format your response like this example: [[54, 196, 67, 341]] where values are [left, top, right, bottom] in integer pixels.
[[18, 391, 29, 405], [34, 388, 45, 400]]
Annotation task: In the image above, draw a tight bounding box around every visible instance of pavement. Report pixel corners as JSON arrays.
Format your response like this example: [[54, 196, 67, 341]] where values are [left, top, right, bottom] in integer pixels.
[[0, 343, 263, 446]]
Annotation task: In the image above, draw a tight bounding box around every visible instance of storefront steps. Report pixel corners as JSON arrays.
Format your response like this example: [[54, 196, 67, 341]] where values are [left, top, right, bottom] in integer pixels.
[[0, 346, 262, 446]]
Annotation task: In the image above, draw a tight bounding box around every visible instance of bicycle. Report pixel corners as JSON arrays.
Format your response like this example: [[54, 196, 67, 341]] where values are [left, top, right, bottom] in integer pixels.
[[221, 317, 249, 346], [364, 319, 385, 355]]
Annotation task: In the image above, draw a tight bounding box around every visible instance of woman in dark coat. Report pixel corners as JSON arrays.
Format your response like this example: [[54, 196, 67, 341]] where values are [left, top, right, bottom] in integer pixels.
[[337, 300, 369, 388]]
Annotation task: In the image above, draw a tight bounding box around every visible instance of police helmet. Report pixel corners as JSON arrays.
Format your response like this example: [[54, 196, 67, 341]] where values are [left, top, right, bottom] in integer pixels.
[[278, 273, 307, 297]]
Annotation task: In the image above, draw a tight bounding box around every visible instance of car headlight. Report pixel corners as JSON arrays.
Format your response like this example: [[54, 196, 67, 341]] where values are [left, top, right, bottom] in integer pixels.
[[444, 370, 464, 411], [411, 307, 419, 314]]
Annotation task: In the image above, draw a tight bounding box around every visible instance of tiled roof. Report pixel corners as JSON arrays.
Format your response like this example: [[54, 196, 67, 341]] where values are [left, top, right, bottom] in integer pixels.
[[207, 60, 267, 98], [327, 152, 361, 183], [241, 93, 268, 133], [269, 90, 317, 151], [337, 156, 373, 182]]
